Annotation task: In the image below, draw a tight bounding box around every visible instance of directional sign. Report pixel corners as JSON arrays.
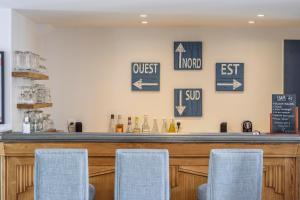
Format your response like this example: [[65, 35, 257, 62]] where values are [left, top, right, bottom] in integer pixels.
[[174, 89, 202, 117], [174, 42, 202, 70], [216, 63, 244, 91], [272, 94, 297, 133], [131, 62, 160, 91]]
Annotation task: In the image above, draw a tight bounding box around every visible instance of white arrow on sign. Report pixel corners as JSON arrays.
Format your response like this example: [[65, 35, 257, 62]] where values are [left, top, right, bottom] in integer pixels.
[[175, 43, 186, 69], [217, 79, 242, 90], [133, 79, 159, 90], [176, 90, 186, 115]]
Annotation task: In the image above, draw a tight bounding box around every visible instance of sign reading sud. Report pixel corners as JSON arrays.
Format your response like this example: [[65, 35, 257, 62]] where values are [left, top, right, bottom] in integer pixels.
[[131, 62, 160, 91], [174, 89, 202, 117], [174, 42, 202, 70], [216, 63, 244, 91]]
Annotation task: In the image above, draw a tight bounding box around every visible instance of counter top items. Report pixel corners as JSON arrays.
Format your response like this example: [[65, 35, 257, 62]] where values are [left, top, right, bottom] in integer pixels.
[[142, 115, 150, 133], [271, 94, 298, 133], [220, 122, 227, 133], [22, 110, 54, 134], [116, 115, 124, 133], [242, 120, 252, 132], [18, 84, 51, 105], [14, 51, 47, 74]]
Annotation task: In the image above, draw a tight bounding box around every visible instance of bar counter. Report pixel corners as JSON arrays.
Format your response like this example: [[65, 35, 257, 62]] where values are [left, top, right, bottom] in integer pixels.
[[1, 132, 300, 200]]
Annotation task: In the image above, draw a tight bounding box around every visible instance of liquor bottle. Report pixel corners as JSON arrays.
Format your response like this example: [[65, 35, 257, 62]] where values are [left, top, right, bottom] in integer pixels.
[[22, 113, 31, 134], [109, 114, 115, 133], [115, 115, 124, 133], [133, 117, 141, 133], [168, 118, 176, 133], [151, 118, 159, 133], [126, 117, 133, 133], [142, 115, 150, 133], [161, 118, 168, 133], [176, 121, 181, 133]]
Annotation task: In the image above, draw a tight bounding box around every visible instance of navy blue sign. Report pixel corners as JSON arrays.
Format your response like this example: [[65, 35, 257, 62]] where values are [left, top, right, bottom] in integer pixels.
[[131, 62, 160, 91], [174, 42, 202, 70], [216, 63, 244, 91], [272, 94, 296, 133], [174, 89, 202, 117]]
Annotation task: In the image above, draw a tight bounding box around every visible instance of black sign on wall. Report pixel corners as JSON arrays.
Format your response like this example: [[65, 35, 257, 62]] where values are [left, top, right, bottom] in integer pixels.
[[272, 94, 296, 133]]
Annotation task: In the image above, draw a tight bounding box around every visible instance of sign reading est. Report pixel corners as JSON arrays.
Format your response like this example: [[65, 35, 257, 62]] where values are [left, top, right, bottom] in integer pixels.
[[174, 88, 202, 117], [131, 62, 160, 91], [174, 42, 202, 70], [216, 63, 244, 91]]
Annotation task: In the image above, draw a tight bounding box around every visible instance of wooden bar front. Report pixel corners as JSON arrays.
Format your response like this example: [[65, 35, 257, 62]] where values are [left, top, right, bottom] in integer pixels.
[[0, 141, 299, 200]]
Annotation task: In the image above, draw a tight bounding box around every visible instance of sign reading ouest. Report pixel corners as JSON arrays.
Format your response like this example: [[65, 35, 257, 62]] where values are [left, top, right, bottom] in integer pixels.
[[131, 62, 160, 91]]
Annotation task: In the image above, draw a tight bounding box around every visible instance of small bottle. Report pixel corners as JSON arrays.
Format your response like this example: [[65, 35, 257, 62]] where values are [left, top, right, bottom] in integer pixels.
[[108, 114, 115, 133], [151, 118, 159, 133], [22, 113, 31, 134], [133, 117, 141, 133], [168, 118, 176, 133], [142, 115, 150, 133], [176, 121, 181, 133], [126, 117, 133, 133], [115, 115, 124, 133], [161, 119, 168, 133]]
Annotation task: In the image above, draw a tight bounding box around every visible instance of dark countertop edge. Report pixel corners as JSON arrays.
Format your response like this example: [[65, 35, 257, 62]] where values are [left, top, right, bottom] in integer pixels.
[[1, 132, 300, 143]]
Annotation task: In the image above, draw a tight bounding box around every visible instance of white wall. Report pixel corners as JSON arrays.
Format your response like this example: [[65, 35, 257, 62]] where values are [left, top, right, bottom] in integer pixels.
[[36, 26, 300, 133], [11, 11, 42, 131], [0, 9, 12, 132]]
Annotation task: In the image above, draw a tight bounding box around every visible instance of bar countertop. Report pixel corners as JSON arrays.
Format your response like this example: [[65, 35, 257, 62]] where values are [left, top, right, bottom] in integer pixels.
[[0, 132, 300, 143]]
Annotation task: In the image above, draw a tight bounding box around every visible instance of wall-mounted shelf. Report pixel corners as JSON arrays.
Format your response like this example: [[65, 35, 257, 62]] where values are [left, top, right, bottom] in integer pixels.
[[17, 103, 53, 109], [12, 71, 49, 80]]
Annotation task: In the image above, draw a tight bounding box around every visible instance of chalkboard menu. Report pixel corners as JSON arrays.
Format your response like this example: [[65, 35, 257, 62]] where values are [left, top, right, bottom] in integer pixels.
[[272, 94, 296, 133]]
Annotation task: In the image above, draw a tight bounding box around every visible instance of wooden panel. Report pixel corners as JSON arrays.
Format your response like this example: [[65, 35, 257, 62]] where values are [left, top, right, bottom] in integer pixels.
[[0, 142, 299, 200], [12, 72, 49, 80], [17, 103, 53, 109]]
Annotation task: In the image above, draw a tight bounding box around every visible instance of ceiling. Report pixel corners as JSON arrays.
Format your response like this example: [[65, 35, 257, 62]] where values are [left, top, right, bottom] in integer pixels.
[[1, 0, 300, 27]]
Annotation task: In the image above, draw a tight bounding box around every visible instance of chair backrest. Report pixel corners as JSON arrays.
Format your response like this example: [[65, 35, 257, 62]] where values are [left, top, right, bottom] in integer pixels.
[[207, 149, 263, 200], [34, 149, 89, 200], [115, 149, 169, 200]]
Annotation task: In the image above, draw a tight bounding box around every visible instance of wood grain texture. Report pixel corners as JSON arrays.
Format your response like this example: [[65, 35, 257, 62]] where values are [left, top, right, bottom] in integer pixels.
[[12, 72, 49, 80], [0, 142, 299, 200]]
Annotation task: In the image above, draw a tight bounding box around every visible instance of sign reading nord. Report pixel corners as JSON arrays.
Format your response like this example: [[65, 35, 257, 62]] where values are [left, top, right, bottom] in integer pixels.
[[131, 62, 160, 91], [216, 63, 244, 91], [174, 42, 202, 70]]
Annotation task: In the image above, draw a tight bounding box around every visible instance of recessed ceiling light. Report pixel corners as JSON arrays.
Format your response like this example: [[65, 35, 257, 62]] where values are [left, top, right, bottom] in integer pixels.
[[257, 14, 265, 17], [140, 14, 147, 18], [248, 20, 255, 24], [141, 21, 148, 24]]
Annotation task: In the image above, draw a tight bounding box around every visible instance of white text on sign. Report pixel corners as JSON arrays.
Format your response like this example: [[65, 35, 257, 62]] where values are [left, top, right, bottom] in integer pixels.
[[221, 63, 239, 75], [181, 58, 201, 69], [132, 63, 158, 74], [185, 90, 201, 100]]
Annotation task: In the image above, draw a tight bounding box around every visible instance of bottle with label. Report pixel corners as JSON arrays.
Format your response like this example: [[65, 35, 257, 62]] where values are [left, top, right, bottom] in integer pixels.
[[126, 117, 133, 133], [161, 118, 168, 133], [133, 117, 141, 133], [142, 115, 150, 133], [151, 118, 159, 133], [115, 115, 124, 133], [168, 118, 176, 133], [22, 113, 31, 134], [109, 114, 115, 133]]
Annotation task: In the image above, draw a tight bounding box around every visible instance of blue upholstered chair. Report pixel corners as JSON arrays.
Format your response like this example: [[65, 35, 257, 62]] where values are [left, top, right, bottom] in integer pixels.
[[115, 149, 170, 200], [34, 149, 95, 200], [198, 149, 263, 200]]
